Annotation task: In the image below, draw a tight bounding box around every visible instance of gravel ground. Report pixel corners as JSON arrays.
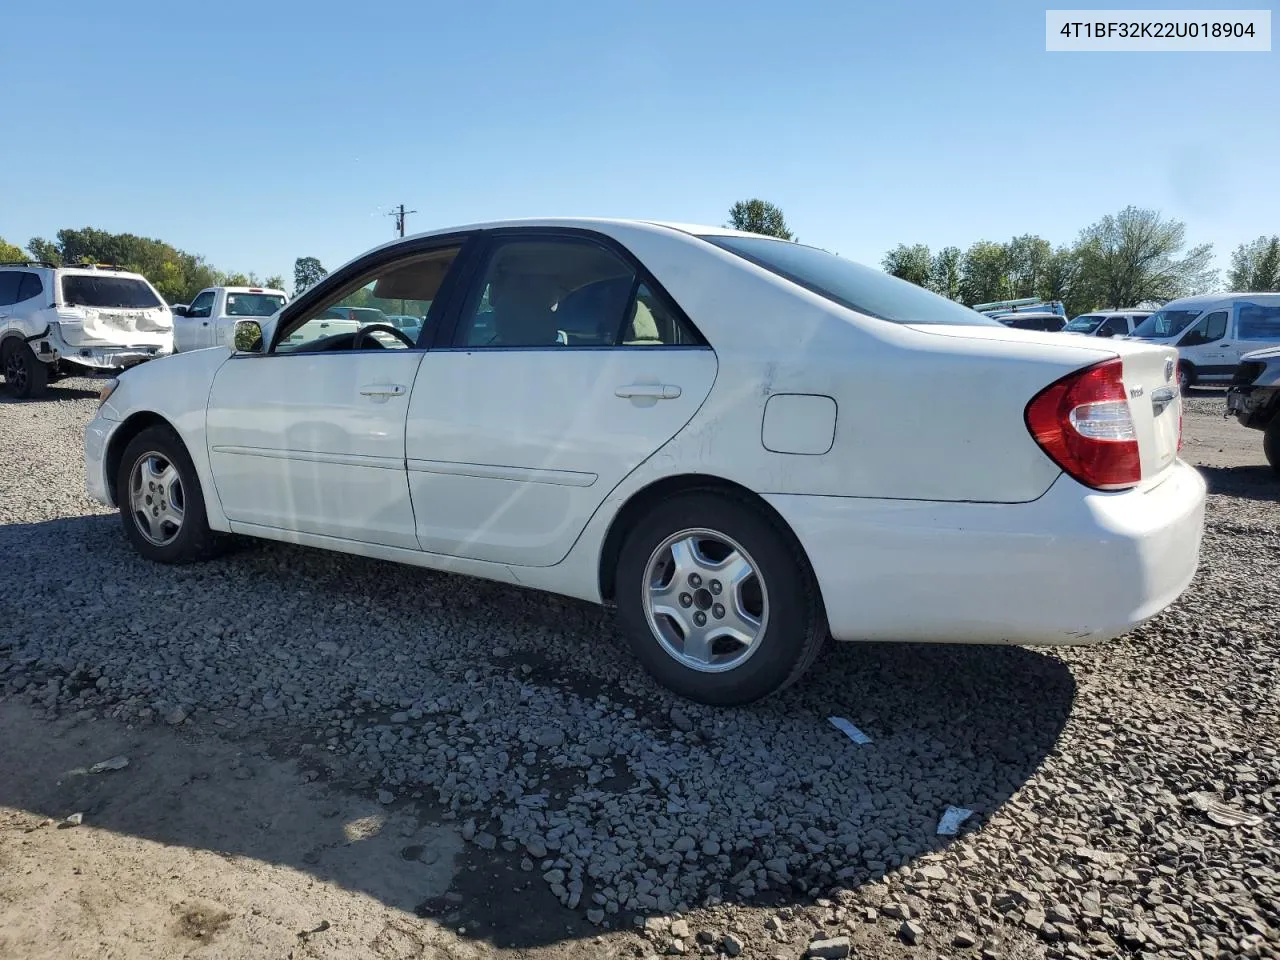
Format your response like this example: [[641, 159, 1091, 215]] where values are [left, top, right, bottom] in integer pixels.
[[1, 381, 1277, 960]]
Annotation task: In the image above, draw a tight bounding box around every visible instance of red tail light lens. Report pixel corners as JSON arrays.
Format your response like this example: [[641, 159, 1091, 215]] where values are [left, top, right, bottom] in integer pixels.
[[1025, 357, 1141, 491]]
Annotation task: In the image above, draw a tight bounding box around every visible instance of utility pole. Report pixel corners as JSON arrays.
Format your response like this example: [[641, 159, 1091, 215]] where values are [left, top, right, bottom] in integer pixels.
[[388, 203, 417, 238]]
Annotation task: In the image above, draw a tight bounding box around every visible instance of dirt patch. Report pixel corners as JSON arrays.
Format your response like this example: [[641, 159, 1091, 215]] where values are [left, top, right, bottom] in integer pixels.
[[172, 901, 233, 941]]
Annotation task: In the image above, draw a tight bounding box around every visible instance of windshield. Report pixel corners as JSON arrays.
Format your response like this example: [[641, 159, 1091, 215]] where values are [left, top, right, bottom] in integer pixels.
[[1065, 315, 1104, 333], [1132, 308, 1202, 339], [61, 275, 161, 309], [701, 235, 1000, 326], [225, 292, 286, 317]]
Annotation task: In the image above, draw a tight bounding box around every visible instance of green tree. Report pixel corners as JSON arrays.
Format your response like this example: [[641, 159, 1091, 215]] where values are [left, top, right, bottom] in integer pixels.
[[1039, 246, 1086, 314], [1227, 235, 1280, 292], [1073, 206, 1216, 308], [26, 237, 61, 265], [881, 243, 933, 287], [264, 274, 285, 291], [726, 199, 793, 240], [930, 246, 962, 300], [958, 241, 1013, 305], [0, 237, 27, 262], [1005, 235, 1053, 299], [294, 256, 328, 295]]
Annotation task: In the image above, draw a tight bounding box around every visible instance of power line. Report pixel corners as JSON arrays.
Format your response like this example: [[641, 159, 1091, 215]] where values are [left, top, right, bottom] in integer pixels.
[[387, 203, 417, 238]]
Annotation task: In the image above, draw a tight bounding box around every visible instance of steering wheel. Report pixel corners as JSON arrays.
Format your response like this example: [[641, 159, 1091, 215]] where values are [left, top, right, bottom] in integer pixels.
[[352, 323, 416, 350]]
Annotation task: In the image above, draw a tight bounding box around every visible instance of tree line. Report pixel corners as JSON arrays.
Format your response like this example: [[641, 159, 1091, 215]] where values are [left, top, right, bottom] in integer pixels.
[[728, 199, 1279, 315], [0, 229, 292, 304]]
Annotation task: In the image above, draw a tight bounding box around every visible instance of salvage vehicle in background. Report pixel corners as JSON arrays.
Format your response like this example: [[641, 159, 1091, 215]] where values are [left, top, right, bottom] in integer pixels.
[[173, 286, 288, 352], [0, 261, 173, 398], [84, 218, 1206, 705], [1127, 293, 1280, 392], [1226, 345, 1280, 474]]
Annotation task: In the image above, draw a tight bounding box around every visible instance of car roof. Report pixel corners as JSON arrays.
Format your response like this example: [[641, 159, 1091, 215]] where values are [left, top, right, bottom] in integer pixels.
[[1160, 292, 1280, 308]]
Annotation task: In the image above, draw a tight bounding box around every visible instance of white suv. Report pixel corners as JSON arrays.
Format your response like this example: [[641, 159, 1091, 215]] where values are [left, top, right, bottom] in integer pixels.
[[0, 261, 174, 397]]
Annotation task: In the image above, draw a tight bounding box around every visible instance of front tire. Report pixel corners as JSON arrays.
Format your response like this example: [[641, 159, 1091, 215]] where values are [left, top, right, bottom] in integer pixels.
[[2, 341, 49, 398], [615, 491, 826, 706], [116, 425, 223, 564], [1264, 418, 1280, 477]]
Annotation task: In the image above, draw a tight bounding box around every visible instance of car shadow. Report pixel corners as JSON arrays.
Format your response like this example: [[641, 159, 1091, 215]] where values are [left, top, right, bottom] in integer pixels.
[[1198, 464, 1279, 503], [0, 513, 1077, 952], [0, 382, 104, 403]]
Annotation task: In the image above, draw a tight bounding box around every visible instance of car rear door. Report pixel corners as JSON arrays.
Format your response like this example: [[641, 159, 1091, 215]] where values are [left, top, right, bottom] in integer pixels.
[[405, 230, 717, 567]]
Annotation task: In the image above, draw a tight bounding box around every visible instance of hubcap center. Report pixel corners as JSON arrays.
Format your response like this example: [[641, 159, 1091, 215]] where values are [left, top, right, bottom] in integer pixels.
[[693, 587, 714, 611]]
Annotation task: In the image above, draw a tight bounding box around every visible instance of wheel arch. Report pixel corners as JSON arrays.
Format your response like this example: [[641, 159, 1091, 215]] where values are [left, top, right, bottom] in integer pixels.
[[596, 473, 821, 606], [104, 411, 180, 506]]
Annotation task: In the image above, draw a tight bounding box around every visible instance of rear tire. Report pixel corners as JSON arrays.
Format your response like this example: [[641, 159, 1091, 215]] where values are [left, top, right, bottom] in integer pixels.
[[2, 341, 49, 398], [614, 491, 827, 706], [1264, 418, 1280, 477], [116, 425, 223, 564]]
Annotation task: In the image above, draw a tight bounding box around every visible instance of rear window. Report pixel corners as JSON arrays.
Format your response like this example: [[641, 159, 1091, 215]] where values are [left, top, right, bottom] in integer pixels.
[[61, 275, 161, 309], [225, 292, 286, 317], [1132, 308, 1201, 339], [1065, 315, 1104, 333], [701, 235, 999, 326]]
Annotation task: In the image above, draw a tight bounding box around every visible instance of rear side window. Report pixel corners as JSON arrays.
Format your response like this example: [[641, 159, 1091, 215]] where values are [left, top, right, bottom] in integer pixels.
[[0, 272, 20, 306], [1238, 302, 1280, 340], [1103, 316, 1129, 336], [17, 273, 44, 302], [62, 275, 162, 309], [701, 235, 999, 326]]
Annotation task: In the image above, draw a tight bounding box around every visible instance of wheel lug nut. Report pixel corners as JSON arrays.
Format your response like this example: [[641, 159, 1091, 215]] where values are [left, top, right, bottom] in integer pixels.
[[688, 573, 702, 587], [693, 611, 707, 627], [709, 580, 722, 595], [713, 603, 725, 619], [679, 593, 693, 608]]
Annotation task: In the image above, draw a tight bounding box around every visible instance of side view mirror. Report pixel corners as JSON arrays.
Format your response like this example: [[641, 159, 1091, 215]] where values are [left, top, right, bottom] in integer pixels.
[[233, 319, 264, 353], [171, 305, 188, 317]]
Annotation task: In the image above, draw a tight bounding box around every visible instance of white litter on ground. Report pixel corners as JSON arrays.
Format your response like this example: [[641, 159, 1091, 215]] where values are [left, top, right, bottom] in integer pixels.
[[827, 716, 872, 744], [937, 805, 974, 835]]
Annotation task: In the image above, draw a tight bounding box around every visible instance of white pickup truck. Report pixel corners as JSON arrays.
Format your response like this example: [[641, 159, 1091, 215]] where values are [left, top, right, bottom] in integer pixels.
[[173, 286, 288, 352]]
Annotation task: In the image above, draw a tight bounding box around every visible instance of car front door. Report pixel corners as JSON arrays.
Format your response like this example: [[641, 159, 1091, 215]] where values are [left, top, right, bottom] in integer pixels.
[[1177, 310, 1230, 379], [179, 290, 216, 351], [405, 231, 718, 567], [204, 240, 468, 548]]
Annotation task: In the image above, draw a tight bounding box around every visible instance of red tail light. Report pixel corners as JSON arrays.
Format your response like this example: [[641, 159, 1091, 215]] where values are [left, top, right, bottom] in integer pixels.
[[1025, 357, 1140, 491]]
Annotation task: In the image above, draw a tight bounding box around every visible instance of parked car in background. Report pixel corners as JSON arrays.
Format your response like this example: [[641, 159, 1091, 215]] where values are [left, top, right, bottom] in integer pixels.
[[84, 218, 1206, 705], [974, 297, 1067, 322], [173, 286, 288, 352], [1127, 293, 1280, 391], [1063, 310, 1153, 338], [384, 314, 424, 340], [1, 261, 173, 397], [1226, 345, 1280, 474], [997, 311, 1067, 332]]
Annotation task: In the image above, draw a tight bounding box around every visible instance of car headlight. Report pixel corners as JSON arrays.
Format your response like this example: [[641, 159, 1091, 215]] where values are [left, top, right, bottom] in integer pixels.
[[97, 378, 119, 410]]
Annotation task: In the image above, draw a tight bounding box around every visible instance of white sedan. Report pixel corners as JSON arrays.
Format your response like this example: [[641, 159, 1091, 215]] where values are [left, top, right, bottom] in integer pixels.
[[84, 219, 1207, 705]]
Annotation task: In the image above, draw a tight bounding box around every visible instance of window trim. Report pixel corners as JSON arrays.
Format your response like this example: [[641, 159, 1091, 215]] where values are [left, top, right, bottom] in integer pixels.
[[261, 231, 482, 355], [431, 227, 710, 352]]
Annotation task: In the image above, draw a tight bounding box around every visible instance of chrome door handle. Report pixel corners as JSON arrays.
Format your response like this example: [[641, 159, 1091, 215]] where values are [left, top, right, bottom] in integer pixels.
[[615, 383, 681, 400], [359, 384, 407, 398]]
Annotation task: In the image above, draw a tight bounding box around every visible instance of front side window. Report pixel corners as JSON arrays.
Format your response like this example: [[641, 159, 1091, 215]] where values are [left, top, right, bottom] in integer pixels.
[[1102, 316, 1129, 336], [226, 292, 286, 317], [1237, 302, 1280, 340], [1132, 308, 1202, 339], [276, 246, 460, 353], [453, 237, 700, 348], [1179, 310, 1228, 347], [187, 291, 216, 318], [61, 275, 162, 309], [701, 235, 999, 326]]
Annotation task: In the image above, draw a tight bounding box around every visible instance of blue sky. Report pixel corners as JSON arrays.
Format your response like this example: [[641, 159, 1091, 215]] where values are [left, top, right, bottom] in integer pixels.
[[1, 0, 1275, 289]]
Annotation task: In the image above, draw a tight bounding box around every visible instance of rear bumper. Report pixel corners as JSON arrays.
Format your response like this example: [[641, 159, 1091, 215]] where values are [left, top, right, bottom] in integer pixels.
[[766, 460, 1207, 646], [44, 325, 173, 370], [1226, 384, 1280, 431]]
